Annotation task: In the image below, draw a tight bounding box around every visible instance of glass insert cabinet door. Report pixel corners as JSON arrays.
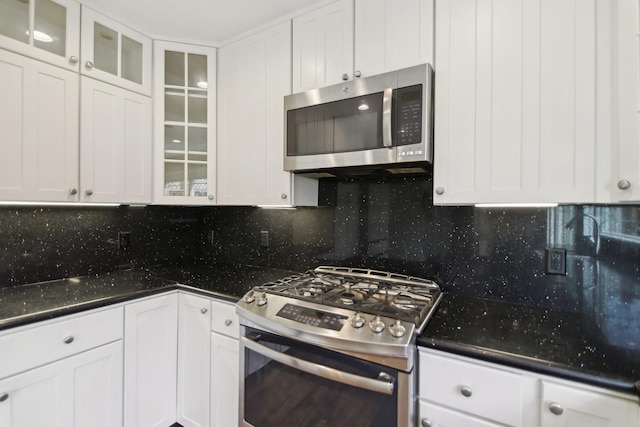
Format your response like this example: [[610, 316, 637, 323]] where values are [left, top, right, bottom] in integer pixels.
[[81, 7, 152, 96], [0, 0, 80, 70], [154, 41, 216, 204]]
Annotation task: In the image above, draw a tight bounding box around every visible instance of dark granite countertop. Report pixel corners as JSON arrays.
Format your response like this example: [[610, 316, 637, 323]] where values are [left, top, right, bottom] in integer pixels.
[[418, 294, 640, 396], [2, 263, 639, 398], [0, 262, 296, 331]]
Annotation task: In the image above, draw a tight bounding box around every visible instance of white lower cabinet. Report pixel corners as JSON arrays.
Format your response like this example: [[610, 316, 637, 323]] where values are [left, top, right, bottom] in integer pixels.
[[418, 400, 503, 427], [0, 307, 124, 427], [419, 348, 532, 427], [418, 348, 639, 427], [210, 300, 240, 427], [176, 293, 212, 427], [540, 380, 639, 427], [0, 341, 123, 427], [123, 293, 178, 427]]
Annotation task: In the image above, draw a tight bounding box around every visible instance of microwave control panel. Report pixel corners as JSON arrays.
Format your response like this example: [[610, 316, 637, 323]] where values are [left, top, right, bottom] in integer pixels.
[[395, 84, 423, 147]]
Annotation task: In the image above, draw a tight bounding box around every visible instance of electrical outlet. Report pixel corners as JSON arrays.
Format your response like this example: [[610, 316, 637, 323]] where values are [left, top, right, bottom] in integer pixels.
[[545, 248, 566, 275], [260, 231, 269, 247], [118, 231, 131, 250]]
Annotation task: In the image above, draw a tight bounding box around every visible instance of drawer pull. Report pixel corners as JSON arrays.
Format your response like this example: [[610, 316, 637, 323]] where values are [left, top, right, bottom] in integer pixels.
[[420, 418, 432, 427], [460, 385, 472, 397], [224, 319, 232, 326], [63, 336, 74, 344], [0, 392, 8, 402], [549, 402, 563, 415]]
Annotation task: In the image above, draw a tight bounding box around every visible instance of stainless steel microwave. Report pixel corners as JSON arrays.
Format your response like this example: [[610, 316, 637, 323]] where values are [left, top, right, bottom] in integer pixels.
[[284, 63, 432, 175]]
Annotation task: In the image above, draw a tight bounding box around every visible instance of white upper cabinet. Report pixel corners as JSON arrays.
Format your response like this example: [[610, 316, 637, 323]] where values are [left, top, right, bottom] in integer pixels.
[[153, 41, 217, 205], [0, 49, 79, 202], [612, 0, 640, 202], [354, 0, 434, 78], [292, 0, 354, 93], [433, 0, 603, 205], [80, 77, 152, 203], [292, 0, 433, 92], [218, 21, 318, 206], [80, 7, 152, 96], [0, 0, 80, 71]]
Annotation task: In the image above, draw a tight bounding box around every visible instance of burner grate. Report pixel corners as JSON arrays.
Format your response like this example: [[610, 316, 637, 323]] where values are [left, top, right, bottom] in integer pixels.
[[254, 267, 441, 328]]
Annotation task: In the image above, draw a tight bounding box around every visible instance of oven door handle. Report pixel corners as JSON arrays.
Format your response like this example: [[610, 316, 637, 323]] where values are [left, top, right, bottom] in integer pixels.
[[242, 336, 395, 396]]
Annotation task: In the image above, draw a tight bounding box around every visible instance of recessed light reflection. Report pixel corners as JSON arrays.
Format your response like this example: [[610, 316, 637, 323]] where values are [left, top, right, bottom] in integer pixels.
[[358, 103, 369, 111], [26, 30, 54, 43], [172, 139, 181, 143], [197, 81, 208, 89]]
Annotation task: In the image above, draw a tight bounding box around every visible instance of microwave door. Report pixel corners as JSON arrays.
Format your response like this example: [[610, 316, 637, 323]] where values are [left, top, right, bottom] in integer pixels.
[[285, 89, 396, 171]]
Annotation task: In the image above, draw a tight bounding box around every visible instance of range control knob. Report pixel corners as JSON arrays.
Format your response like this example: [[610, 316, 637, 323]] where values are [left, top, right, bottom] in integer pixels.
[[243, 290, 255, 304], [369, 315, 385, 333], [389, 320, 406, 338], [256, 292, 268, 306], [351, 313, 366, 328]]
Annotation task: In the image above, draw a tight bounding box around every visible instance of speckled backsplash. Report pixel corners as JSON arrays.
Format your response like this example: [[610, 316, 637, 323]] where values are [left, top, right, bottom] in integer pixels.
[[1, 176, 639, 312], [0, 206, 205, 286]]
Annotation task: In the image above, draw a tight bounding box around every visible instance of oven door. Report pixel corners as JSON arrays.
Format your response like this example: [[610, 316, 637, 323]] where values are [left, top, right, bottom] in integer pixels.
[[240, 325, 408, 427]]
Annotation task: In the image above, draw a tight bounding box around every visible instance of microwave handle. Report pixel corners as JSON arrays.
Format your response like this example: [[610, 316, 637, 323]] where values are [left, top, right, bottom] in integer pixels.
[[382, 87, 393, 148], [241, 336, 395, 395]]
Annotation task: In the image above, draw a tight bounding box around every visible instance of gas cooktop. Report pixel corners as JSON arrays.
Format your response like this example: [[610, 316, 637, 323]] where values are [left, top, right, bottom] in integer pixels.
[[236, 266, 443, 370]]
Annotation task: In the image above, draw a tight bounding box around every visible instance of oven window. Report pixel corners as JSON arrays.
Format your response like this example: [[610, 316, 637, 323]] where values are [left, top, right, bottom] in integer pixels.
[[243, 328, 398, 427]]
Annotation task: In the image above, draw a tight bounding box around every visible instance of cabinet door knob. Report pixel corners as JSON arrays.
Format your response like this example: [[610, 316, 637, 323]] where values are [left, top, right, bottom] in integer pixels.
[[85, 60, 94, 70], [549, 402, 563, 415], [208, 194, 214, 200], [281, 193, 287, 199], [68, 188, 78, 195], [224, 319, 232, 326], [201, 308, 208, 314], [85, 189, 93, 196], [63, 336, 74, 344], [618, 179, 631, 190], [354, 70, 362, 78], [460, 385, 472, 397], [0, 392, 8, 402], [435, 187, 445, 195], [420, 419, 432, 427], [342, 73, 349, 81], [69, 56, 79, 64]]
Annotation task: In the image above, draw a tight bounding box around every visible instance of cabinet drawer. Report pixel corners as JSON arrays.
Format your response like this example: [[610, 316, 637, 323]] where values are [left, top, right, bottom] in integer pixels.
[[419, 350, 524, 427], [0, 307, 123, 379], [211, 301, 239, 338]]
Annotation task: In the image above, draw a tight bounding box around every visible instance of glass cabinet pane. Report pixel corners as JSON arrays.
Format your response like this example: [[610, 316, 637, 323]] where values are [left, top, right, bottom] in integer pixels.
[[121, 34, 142, 84], [160, 46, 211, 200], [93, 22, 117, 75], [188, 164, 207, 196], [165, 92, 185, 122], [165, 125, 185, 157], [34, 0, 66, 56], [188, 53, 207, 88], [165, 50, 184, 86], [188, 91, 207, 124], [0, 0, 29, 44], [164, 163, 185, 196], [188, 127, 207, 152]]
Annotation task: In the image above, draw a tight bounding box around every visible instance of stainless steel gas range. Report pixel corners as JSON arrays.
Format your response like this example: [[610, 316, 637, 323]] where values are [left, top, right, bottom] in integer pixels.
[[236, 266, 443, 427]]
